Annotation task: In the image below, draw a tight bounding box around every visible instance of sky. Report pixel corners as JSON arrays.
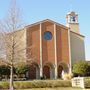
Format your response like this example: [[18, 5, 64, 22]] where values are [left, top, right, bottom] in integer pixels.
[[0, 0, 90, 60]]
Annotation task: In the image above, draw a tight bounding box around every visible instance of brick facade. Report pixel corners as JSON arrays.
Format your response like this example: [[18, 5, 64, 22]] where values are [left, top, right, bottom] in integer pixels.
[[25, 19, 70, 79]]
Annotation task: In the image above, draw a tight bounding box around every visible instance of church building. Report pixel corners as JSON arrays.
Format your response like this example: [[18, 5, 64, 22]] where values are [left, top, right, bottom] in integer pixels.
[[16, 11, 85, 79]]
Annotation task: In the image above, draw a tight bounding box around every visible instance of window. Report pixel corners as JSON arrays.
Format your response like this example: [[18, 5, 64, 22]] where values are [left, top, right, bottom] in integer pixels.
[[44, 31, 52, 40], [70, 16, 76, 22]]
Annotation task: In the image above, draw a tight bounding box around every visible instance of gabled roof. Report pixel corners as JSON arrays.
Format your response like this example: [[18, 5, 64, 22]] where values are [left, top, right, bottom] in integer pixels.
[[25, 19, 68, 29], [25, 19, 85, 37]]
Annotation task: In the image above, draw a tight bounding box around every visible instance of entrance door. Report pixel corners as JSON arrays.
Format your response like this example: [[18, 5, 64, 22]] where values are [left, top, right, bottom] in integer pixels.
[[29, 64, 36, 79], [43, 66, 50, 79], [58, 65, 63, 78]]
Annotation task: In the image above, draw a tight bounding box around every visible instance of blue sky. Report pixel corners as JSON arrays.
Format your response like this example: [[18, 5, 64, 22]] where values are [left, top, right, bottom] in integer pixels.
[[0, 0, 90, 60]]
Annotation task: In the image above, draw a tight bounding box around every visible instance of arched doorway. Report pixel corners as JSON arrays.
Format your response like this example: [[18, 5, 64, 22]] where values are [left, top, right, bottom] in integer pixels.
[[43, 65, 50, 79], [58, 65, 63, 78], [28, 62, 39, 80], [29, 64, 36, 79], [58, 62, 69, 78], [43, 62, 54, 79]]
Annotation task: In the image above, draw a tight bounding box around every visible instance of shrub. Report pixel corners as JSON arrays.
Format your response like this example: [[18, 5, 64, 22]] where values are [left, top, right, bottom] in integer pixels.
[[62, 73, 73, 80], [15, 62, 29, 78], [73, 61, 89, 77], [0, 81, 9, 89], [84, 77, 90, 88], [0, 65, 10, 79]]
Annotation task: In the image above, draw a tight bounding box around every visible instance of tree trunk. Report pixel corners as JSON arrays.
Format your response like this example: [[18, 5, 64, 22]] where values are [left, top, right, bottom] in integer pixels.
[[10, 65, 14, 90]]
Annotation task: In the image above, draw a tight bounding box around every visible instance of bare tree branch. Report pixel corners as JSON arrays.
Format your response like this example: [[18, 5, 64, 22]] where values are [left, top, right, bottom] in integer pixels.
[[0, 0, 30, 90]]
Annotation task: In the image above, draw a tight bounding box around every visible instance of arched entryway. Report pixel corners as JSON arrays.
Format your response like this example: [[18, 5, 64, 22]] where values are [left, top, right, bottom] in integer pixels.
[[43, 62, 54, 79], [43, 65, 50, 79], [58, 65, 63, 78], [27, 62, 39, 80], [58, 62, 69, 78]]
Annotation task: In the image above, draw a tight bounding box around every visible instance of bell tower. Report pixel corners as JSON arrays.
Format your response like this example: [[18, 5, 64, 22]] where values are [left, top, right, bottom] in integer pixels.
[[66, 11, 80, 33]]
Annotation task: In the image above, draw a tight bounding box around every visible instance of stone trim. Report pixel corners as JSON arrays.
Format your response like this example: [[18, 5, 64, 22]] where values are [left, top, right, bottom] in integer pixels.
[[40, 23, 43, 78], [54, 24, 58, 79]]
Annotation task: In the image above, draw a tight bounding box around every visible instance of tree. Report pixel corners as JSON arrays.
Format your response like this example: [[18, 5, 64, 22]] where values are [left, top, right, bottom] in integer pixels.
[[73, 61, 89, 77], [87, 64, 90, 76], [0, 0, 29, 90], [15, 62, 30, 79]]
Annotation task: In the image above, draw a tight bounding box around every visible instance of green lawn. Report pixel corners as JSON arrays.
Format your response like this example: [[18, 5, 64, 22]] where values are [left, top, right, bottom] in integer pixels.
[[17, 87, 90, 90]]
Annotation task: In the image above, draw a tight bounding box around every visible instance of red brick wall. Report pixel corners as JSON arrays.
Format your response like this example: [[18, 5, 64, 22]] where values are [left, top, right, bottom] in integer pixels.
[[42, 22, 55, 64], [56, 25, 62, 63], [26, 25, 40, 64], [56, 25, 69, 64], [26, 22, 69, 66]]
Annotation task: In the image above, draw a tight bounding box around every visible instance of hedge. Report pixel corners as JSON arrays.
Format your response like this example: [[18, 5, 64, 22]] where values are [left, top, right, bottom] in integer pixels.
[[0, 78, 90, 89], [85, 77, 90, 88], [0, 80, 71, 89]]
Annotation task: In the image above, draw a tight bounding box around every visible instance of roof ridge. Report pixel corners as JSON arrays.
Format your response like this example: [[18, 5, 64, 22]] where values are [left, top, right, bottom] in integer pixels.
[[25, 19, 68, 29]]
